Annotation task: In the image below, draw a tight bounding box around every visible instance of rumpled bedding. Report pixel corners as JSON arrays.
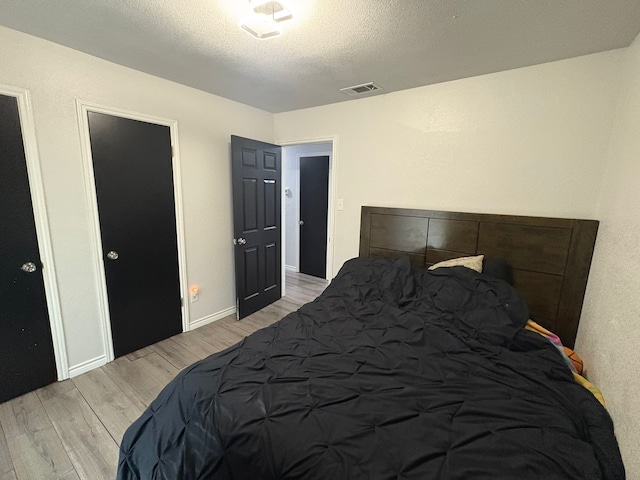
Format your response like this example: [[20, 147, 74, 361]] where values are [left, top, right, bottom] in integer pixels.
[[117, 256, 625, 480], [525, 319, 606, 407]]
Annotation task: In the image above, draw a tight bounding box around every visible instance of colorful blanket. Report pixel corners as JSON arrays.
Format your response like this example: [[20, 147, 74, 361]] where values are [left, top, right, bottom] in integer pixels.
[[525, 320, 606, 406]]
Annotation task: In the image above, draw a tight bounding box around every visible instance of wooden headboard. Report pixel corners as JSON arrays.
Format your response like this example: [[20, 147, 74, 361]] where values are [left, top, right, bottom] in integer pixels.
[[359, 206, 599, 348]]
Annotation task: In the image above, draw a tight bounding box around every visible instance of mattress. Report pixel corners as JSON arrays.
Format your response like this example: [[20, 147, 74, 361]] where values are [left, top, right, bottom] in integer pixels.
[[117, 257, 624, 479]]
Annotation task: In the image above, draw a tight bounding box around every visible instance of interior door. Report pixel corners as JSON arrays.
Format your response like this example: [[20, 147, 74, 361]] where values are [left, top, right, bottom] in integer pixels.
[[88, 112, 182, 358], [0, 93, 57, 402], [299, 155, 329, 279], [231, 135, 282, 319]]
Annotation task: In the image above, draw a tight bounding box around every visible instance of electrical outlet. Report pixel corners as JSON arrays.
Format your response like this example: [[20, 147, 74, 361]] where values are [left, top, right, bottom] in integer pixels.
[[190, 286, 199, 303]]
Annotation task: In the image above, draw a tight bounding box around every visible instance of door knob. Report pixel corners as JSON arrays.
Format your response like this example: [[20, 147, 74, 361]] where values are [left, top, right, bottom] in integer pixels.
[[106, 250, 119, 260], [21, 262, 37, 273], [233, 238, 247, 245], [299, 220, 304, 226]]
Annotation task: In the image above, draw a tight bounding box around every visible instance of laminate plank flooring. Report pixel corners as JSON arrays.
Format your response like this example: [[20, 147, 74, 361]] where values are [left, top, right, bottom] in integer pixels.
[[58, 472, 80, 480], [41, 390, 119, 479], [101, 353, 179, 412], [0, 392, 74, 479], [0, 423, 13, 476], [71, 369, 143, 443], [0, 272, 327, 479]]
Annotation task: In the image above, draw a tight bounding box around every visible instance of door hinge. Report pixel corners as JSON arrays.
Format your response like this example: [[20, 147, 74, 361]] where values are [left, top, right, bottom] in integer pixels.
[[171, 145, 175, 158], [181, 297, 184, 307]]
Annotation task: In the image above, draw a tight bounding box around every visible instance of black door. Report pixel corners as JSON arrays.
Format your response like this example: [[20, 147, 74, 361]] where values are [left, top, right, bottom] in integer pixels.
[[299, 156, 329, 279], [0, 94, 57, 403], [231, 135, 282, 319], [88, 112, 182, 358]]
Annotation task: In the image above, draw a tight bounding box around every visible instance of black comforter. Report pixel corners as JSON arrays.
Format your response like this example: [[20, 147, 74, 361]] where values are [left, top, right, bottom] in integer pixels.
[[118, 257, 624, 479]]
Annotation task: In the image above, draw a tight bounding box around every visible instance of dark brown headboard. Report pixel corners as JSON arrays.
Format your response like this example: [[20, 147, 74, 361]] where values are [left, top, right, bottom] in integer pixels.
[[359, 206, 599, 348]]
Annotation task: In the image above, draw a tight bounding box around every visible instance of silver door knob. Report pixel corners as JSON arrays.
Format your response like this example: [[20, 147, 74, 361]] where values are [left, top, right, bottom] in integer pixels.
[[299, 220, 304, 226], [234, 237, 247, 245], [106, 251, 119, 260], [21, 262, 37, 273]]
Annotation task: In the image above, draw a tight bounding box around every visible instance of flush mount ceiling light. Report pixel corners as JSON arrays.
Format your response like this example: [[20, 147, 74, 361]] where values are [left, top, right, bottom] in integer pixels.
[[240, 16, 283, 39], [240, 0, 293, 40], [252, 0, 293, 22]]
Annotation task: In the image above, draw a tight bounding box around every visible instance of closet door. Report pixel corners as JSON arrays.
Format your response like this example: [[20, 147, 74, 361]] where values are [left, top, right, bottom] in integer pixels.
[[0, 93, 57, 402], [87, 111, 182, 358], [299, 155, 329, 279]]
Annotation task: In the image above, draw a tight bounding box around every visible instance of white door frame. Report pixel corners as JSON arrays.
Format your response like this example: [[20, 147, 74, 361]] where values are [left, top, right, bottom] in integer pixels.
[[76, 100, 190, 363], [0, 84, 69, 379], [278, 136, 338, 296]]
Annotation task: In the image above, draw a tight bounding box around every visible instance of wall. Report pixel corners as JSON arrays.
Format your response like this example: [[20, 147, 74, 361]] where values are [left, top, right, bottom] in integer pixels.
[[0, 26, 273, 371], [577, 33, 640, 478], [275, 51, 624, 275], [282, 142, 332, 271], [276, 49, 639, 472]]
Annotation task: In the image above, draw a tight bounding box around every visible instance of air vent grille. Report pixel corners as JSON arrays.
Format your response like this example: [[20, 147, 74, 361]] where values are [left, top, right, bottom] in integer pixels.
[[340, 82, 382, 96]]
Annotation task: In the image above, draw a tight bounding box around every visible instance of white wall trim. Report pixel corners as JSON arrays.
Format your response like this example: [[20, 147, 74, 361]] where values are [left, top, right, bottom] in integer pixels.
[[277, 136, 338, 285], [189, 306, 237, 330], [1, 84, 70, 380], [75, 100, 190, 363], [167, 121, 191, 334], [285, 265, 298, 272], [68, 354, 107, 378], [281, 153, 287, 297]]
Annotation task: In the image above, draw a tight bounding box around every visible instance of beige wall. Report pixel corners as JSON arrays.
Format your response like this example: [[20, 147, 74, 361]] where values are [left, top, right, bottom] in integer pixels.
[[275, 48, 640, 475], [275, 50, 623, 273], [0, 26, 273, 370], [577, 33, 640, 478]]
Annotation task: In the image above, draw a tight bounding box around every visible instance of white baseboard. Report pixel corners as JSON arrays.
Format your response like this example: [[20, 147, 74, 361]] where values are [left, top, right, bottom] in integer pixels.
[[189, 306, 237, 330], [66, 307, 237, 377], [285, 265, 298, 272], [68, 355, 107, 378]]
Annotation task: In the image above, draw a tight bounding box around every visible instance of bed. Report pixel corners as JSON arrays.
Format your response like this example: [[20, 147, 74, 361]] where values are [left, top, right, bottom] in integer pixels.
[[117, 207, 624, 480]]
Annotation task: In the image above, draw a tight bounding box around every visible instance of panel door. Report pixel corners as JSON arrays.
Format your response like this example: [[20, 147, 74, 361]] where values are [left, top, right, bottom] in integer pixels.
[[299, 156, 329, 279], [87, 112, 182, 358], [231, 135, 282, 319], [0, 93, 57, 402]]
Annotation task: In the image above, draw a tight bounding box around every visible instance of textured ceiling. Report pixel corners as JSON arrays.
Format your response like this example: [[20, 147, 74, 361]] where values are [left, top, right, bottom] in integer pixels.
[[1, 0, 639, 113]]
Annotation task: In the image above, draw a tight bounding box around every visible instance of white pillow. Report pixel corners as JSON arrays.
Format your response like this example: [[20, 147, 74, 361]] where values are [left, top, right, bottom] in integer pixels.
[[428, 254, 484, 273]]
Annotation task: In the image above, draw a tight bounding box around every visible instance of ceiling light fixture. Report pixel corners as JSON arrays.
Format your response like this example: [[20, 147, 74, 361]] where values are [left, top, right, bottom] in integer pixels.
[[251, 0, 293, 22], [240, 0, 293, 40]]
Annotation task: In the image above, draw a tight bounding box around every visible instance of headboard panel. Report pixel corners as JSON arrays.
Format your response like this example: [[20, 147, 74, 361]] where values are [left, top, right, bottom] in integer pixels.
[[360, 206, 599, 348]]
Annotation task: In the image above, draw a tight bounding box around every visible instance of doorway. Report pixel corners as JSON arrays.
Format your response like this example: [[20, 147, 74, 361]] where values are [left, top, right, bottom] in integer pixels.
[[78, 102, 188, 361], [0, 85, 66, 400], [230, 137, 335, 315], [282, 142, 334, 281]]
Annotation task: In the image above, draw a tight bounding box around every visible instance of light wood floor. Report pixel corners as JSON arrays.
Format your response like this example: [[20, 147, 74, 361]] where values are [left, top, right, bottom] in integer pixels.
[[0, 271, 328, 480]]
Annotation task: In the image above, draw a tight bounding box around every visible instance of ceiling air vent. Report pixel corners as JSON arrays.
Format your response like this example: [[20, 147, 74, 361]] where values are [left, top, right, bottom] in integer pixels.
[[340, 82, 382, 96]]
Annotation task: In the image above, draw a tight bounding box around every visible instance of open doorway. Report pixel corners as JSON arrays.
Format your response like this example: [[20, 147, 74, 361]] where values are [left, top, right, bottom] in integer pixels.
[[282, 142, 333, 285]]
